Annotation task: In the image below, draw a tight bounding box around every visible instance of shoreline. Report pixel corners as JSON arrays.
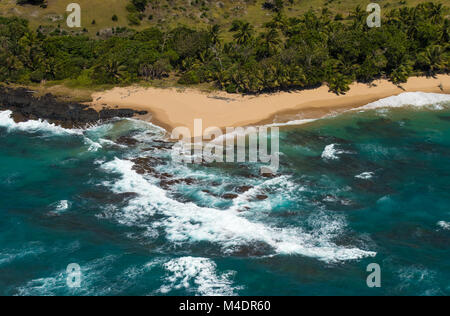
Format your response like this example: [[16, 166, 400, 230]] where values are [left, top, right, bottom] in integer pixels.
[[0, 87, 148, 128], [90, 75, 450, 134]]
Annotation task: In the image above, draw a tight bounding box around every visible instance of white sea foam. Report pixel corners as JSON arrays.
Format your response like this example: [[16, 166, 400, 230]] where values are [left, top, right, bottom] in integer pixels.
[[0, 110, 133, 153], [16, 272, 68, 296], [125, 117, 167, 134], [159, 257, 241, 296], [260, 93, 450, 128], [16, 255, 117, 296], [0, 243, 45, 266], [229, 175, 302, 213], [53, 200, 70, 213], [359, 92, 450, 111], [321, 144, 339, 160], [321, 144, 352, 160], [355, 172, 375, 180], [437, 221, 450, 230], [267, 118, 317, 127], [101, 158, 376, 262], [0, 110, 82, 135], [99, 138, 124, 147], [264, 92, 450, 128], [84, 138, 102, 152]]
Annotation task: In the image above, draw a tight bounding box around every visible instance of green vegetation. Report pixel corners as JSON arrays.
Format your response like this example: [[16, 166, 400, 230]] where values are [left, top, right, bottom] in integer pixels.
[[0, 1, 448, 94], [2, 1, 435, 39]]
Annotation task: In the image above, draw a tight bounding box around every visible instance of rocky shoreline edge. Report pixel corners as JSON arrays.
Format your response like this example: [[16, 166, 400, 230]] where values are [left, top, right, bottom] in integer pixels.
[[0, 86, 148, 128]]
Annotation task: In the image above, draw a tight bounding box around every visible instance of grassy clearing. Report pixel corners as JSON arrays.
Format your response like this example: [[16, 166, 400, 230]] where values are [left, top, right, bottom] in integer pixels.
[[6, 77, 216, 103], [1, 0, 434, 36], [5, 81, 98, 102], [0, 0, 131, 33]]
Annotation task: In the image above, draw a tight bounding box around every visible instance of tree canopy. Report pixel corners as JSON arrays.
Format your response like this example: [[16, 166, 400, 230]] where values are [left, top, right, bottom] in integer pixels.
[[0, 2, 448, 94]]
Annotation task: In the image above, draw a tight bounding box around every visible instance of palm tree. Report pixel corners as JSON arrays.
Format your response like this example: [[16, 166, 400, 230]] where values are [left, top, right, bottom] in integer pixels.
[[260, 28, 281, 56], [96, 58, 127, 83], [18, 31, 43, 70], [390, 63, 413, 85], [208, 24, 221, 45], [230, 20, 254, 45], [441, 19, 449, 43], [349, 5, 366, 28], [327, 73, 352, 95], [265, 12, 287, 31], [429, 3, 444, 24], [320, 8, 332, 25], [0, 52, 23, 81], [5, 53, 22, 72], [418, 45, 448, 75]]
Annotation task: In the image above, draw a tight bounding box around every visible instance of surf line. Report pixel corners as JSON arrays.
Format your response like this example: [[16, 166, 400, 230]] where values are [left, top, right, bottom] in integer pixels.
[[170, 118, 280, 175]]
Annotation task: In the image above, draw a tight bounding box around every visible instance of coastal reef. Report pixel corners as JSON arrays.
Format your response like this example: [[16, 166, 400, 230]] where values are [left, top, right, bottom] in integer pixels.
[[0, 87, 147, 127]]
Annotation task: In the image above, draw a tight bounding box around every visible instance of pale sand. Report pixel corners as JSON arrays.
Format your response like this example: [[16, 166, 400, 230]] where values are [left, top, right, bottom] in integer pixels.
[[90, 75, 450, 134]]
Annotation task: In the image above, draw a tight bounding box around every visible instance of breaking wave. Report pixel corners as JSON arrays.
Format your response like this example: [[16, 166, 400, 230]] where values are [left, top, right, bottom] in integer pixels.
[[159, 257, 241, 296], [359, 92, 450, 111], [321, 144, 352, 160], [0, 110, 82, 136], [266, 92, 450, 128], [101, 158, 376, 262], [437, 221, 450, 230], [355, 172, 375, 180]]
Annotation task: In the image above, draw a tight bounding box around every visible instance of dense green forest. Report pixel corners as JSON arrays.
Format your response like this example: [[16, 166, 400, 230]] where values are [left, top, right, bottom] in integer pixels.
[[0, 2, 448, 94]]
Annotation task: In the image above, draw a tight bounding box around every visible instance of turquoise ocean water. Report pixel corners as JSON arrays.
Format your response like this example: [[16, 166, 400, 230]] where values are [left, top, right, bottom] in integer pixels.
[[0, 92, 449, 296]]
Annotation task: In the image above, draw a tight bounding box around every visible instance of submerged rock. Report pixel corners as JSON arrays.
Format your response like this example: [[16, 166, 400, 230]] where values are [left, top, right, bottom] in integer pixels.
[[131, 157, 166, 176], [255, 194, 268, 201], [116, 136, 140, 146], [160, 178, 197, 189], [222, 193, 239, 200], [438, 115, 450, 121], [235, 186, 253, 193], [81, 190, 138, 204]]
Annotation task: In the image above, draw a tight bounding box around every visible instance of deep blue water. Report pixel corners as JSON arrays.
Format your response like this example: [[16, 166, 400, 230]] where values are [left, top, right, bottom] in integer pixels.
[[0, 93, 449, 296]]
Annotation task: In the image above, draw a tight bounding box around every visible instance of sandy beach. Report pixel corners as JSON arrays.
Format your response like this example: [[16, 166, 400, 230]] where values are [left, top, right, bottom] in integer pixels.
[[90, 75, 450, 134]]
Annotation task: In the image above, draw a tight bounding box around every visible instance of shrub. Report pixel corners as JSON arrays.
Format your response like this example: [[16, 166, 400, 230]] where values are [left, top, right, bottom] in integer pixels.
[[29, 70, 44, 83], [178, 71, 200, 84], [127, 13, 141, 26]]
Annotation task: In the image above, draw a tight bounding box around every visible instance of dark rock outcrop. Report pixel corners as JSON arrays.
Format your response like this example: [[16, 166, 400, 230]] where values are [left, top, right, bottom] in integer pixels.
[[236, 186, 253, 193], [255, 194, 268, 201], [222, 193, 239, 200], [0, 87, 147, 127], [116, 136, 140, 146]]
